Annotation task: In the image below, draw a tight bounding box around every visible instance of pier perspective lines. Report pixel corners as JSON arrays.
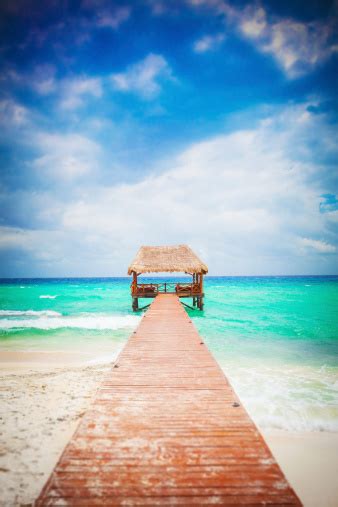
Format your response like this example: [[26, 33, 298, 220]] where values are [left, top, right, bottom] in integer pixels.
[[36, 294, 301, 506]]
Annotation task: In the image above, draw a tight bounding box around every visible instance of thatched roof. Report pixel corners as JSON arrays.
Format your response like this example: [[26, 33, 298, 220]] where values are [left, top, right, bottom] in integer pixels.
[[128, 245, 208, 275]]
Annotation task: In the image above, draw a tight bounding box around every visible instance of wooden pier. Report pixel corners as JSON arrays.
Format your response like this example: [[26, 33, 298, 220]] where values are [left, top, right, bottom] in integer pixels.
[[36, 294, 301, 506]]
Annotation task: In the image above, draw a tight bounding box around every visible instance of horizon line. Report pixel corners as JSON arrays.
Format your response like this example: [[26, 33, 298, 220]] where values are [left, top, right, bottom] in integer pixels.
[[0, 274, 337, 280]]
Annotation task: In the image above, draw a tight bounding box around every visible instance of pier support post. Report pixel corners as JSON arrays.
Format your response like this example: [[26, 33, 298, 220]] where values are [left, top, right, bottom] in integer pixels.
[[192, 274, 196, 307], [132, 272, 138, 311], [199, 274, 204, 311], [200, 296, 204, 311]]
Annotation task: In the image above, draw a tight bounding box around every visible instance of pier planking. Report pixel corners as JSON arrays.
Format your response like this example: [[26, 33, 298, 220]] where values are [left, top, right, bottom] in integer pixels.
[[36, 294, 301, 506]]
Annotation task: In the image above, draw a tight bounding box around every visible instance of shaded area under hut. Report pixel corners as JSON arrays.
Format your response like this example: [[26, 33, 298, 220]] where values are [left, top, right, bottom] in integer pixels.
[[128, 244, 208, 311]]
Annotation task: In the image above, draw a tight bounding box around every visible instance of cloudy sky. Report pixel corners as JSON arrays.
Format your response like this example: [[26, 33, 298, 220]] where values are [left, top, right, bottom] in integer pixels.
[[0, 0, 337, 276]]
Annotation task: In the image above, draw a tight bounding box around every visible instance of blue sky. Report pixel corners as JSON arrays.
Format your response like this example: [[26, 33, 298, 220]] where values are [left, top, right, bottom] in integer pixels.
[[0, 0, 337, 276]]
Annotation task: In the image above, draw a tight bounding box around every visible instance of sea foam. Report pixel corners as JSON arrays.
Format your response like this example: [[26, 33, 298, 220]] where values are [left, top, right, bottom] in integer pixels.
[[0, 312, 140, 331], [0, 310, 61, 317], [225, 364, 338, 432]]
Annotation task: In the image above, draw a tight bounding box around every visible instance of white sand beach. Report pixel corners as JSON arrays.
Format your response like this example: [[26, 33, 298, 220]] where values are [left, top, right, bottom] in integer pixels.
[[1, 354, 338, 507], [0, 356, 111, 506], [265, 430, 338, 507]]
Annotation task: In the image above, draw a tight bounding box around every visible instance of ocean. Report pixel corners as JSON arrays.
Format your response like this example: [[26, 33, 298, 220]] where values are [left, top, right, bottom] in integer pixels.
[[1, 276, 337, 432]]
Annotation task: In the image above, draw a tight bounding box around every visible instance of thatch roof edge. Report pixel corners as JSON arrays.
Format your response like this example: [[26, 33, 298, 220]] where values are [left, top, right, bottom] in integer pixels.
[[127, 244, 208, 275]]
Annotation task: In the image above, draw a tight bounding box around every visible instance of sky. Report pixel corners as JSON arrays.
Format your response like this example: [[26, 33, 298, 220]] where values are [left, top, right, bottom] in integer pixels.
[[0, 0, 337, 277]]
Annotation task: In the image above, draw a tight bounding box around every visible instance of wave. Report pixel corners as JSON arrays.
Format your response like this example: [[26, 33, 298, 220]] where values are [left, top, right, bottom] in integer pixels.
[[0, 312, 140, 331], [0, 310, 61, 317], [39, 295, 57, 299], [225, 364, 338, 432]]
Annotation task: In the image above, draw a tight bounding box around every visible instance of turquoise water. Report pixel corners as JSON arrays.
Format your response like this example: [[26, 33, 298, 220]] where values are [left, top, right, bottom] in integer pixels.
[[1, 276, 337, 431]]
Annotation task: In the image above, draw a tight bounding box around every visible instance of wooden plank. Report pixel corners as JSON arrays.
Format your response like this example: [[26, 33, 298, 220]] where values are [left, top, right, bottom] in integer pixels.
[[36, 294, 301, 506]]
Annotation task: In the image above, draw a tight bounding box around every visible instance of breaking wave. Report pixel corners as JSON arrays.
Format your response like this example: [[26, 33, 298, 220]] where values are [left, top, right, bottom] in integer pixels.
[[0, 310, 61, 317], [0, 311, 140, 331], [225, 364, 338, 432]]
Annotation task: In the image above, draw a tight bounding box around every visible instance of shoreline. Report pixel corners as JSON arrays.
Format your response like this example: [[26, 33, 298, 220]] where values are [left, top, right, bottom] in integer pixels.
[[1, 357, 338, 506]]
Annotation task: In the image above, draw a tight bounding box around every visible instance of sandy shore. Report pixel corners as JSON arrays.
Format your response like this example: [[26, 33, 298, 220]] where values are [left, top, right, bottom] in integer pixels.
[[1, 356, 338, 507], [265, 430, 338, 507], [0, 358, 111, 507]]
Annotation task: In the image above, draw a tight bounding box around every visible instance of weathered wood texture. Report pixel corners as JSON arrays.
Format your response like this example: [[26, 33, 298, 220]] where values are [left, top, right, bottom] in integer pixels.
[[36, 294, 301, 506]]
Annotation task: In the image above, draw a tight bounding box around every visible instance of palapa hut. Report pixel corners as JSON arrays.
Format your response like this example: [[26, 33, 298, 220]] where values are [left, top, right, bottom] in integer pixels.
[[128, 245, 208, 311]]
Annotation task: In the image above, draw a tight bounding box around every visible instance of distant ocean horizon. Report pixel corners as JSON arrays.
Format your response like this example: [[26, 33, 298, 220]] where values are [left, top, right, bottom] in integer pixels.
[[1, 275, 337, 279], [1, 275, 337, 433]]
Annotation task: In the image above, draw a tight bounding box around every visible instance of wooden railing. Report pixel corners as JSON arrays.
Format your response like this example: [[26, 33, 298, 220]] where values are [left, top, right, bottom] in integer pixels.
[[131, 282, 202, 297]]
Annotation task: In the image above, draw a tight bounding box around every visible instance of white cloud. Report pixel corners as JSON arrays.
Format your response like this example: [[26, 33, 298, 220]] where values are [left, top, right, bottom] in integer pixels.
[[1, 65, 57, 96], [0, 226, 75, 274], [60, 77, 102, 110], [31, 65, 57, 95], [0, 99, 28, 126], [34, 75, 56, 95], [2, 102, 337, 275], [240, 7, 266, 37], [32, 132, 101, 181], [0, 227, 51, 255], [54, 103, 337, 275], [325, 210, 338, 223], [96, 6, 131, 29], [250, 15, 338, 77], [148, 1, 169, 15], [1, 67, 102, 108], [188, 0, 338, 77], [298, 238, 336, 253], [193, 33, 225, 53], [0, 226, 61, 260], [0, 227, 27, 250], [111, 53, 173, 99]]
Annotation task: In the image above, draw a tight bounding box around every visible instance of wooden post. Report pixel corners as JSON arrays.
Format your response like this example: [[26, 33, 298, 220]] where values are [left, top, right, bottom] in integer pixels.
[[192, 273, 196, 306], [196, 273, 200, 309], [200, 273, 204, 311], [132, 272, 138, 311]]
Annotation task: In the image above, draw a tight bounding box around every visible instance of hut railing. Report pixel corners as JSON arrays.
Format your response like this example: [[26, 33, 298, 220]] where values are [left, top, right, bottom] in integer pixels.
[[131, 282, 202, 297]]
